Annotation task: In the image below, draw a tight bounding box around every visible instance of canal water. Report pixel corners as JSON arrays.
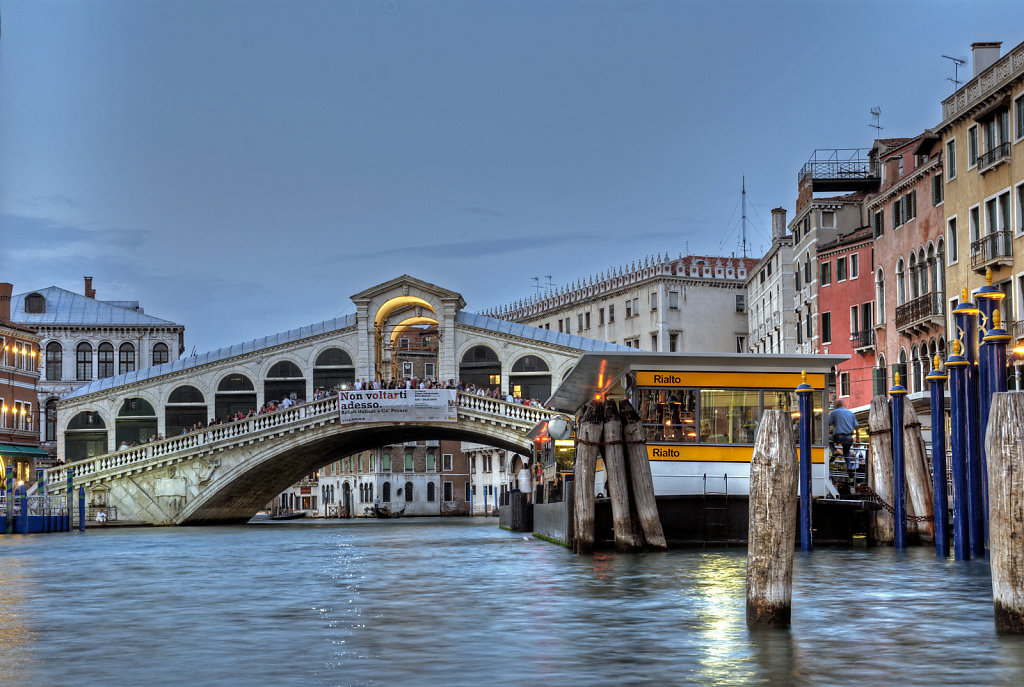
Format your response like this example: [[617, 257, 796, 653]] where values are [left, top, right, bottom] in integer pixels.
[[1, 519, 1022, 686]]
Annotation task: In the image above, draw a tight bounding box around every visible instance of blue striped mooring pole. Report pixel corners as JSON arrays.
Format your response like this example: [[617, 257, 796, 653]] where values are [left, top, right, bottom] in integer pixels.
[[953, 289, 985, 557], [890, 372, 908, 549], [5, 465, 12, 535], [976, 270, 1003, 554], [795, 371, 814, 553], [78, 486, 85, 533], [926, 357, 949, 558], [946, 339, 970, 560]]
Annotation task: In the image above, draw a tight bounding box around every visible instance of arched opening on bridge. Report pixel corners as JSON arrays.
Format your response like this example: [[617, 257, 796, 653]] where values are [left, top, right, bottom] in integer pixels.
[[373, 296, 437, 381], [65, 411, 107, 462], [313, 349, 355, 390], [265, 361, 306, 403], [216, 373, 257, 420], [509, 355, 551, 402], [389, 317, 439, 381], [116, 398, 158, 446], [460, 345, 501, 392], [166, 385, 207, 435]]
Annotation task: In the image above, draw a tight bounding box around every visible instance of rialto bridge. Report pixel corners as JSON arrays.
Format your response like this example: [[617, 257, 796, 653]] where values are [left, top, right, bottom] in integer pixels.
[[45, 276, 628, 524]]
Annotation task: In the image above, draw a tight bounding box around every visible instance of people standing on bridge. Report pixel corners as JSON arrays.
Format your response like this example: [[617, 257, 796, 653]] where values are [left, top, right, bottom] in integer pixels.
[[829, 400, 859, 480]]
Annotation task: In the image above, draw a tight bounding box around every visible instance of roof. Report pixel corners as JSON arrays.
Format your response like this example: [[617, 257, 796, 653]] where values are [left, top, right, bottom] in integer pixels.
[[455, 311, 634, 353], [63, 310, 630, 401], [64, 314, 358, 400], [875, 137, 914, 150], [547, 351, 849, 411], [0, 319, 41, 337], [11, 287, 181, 327]]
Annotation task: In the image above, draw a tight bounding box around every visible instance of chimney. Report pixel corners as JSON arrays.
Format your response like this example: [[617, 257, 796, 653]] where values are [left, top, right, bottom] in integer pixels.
[[84, 276, 96, 299], [0, 282, 12, 322], [972, 42, 1002, 77], [771, 207, 787, 240]]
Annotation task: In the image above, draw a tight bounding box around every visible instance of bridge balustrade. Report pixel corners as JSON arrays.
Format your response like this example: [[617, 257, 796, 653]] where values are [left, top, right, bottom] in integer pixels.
[[47, 392, 556, 488]]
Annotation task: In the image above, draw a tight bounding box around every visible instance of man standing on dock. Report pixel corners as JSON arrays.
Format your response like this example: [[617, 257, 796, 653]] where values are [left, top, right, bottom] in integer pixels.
[[829, 400, 859, 481]]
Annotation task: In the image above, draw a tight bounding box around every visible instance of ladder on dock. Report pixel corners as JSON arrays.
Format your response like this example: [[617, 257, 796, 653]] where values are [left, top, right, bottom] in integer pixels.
[[702, 473, 730, 545]]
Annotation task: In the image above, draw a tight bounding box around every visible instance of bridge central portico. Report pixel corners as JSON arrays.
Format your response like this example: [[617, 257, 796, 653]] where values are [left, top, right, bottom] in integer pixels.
[[49, 276, 629, 524]]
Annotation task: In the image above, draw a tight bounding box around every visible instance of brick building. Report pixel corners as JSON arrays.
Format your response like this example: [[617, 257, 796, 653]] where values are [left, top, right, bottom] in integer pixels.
[[0, 283, 46, 481]]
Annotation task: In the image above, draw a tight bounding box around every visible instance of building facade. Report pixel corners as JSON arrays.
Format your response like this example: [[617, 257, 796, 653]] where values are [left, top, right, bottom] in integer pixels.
[[936, 41, 1024, 382], [11, 277, 185, 461], [488, 254, 757, 356], [0, 283, 45, 481], [746, 208, 797, 354]]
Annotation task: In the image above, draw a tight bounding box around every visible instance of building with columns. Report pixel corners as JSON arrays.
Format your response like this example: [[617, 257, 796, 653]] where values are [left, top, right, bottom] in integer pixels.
[[11, 277, 185, 463], [486, 254, 757, 355]]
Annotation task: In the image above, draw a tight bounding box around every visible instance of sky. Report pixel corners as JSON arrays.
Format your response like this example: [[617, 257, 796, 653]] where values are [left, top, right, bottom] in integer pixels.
[[2, 0, 1023, 355]]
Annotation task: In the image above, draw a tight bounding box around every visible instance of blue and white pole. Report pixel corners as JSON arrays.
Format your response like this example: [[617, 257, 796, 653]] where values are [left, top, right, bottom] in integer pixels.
[[795, 371, 814, 553], [926, 357, 949, 558]]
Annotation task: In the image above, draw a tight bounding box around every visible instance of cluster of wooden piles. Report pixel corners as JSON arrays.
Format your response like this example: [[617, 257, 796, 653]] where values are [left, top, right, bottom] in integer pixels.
[[572, 399, 667, 554]]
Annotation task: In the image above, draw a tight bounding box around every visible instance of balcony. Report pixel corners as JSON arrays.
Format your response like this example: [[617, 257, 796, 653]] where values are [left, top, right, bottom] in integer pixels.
[[852, 329, 875, 353], [798, 148, 880, 193], [978, 142, 1011, 173], [895, 292, 944, 335], [970, 230, 1013, 272], [1014, 319, 1024, 344]]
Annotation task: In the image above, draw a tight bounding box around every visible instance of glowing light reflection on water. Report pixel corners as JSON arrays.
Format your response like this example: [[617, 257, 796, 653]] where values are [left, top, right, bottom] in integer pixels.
[[0, 519, 1022, 686]]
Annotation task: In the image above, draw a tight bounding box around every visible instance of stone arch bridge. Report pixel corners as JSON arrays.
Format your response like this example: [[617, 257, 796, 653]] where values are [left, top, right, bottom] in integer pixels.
[[46, 275, 627, 523]]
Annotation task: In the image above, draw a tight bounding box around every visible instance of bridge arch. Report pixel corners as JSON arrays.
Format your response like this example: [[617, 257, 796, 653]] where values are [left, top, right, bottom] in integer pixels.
[[458, 343, 501, 391], [215, 372, 257, 420], [509, 354, 552, 402], [115, 397, 159, 446], [164, 385, 209, 436], [312, 346, 355, 389], [65, 410, 108, 462], [263, 359, 306, 403]]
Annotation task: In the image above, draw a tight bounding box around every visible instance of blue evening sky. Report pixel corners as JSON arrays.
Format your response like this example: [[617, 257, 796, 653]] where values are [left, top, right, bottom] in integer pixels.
[[1, 0, 1021, 354]]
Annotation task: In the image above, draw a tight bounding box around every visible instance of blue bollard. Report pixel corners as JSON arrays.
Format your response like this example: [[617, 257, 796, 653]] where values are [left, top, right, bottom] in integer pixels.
[[946, 340, 971, 560], [5, 465, 13, 535], [66, 468, 74, 532], [890, 373, 908, 549], [19, 487, 29, 535], [984, 311, 1011, 397], [976, 270, 1003, 555], [796, 371, 814, 553], [953, 290, 986, 557], [926, 357, 949, 558], [78, 486, 85, 533]]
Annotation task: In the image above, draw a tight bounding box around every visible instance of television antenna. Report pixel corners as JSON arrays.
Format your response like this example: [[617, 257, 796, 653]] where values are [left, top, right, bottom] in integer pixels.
[[531, 275, 553, 294], [869, 107, 883, 134], [943, 55, 966, 91]]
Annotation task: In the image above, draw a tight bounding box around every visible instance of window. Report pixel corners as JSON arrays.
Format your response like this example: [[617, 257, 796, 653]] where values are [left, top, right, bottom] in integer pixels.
[[425, 452, 435, 472], [698, 389, 762, 444], [821, 312, 831, 344], [850, 305, 859, 335], [599, 308, 604, 325], [118, 342, 136, 375], [625, 300, 632, 318], [796, 312, 803, 345], [968, 125, 979, 168], [897, 157, 904, 177], [442, 481, 453, 502], [872, 210, 884, 238], [840, 372, 850, 397], [405, 481, 413, 502], [820, 211, 835, 228], [558, 319, 563, 333], [1017, 183, 1024, 236], [442, 453, 452, 471], [804, 260, 811, 285], [45, 342, 62, 381], [669, 333, 678, 352], [905, 190, 916, 221], [736, 336, 745, 353], [893, 198, 903, 228], [76, 342, 92, 381], [402, 361, 413, 377], [45, 398, 57, 442], [837, 257, 847, 282], [383, 482, 391, 502], [398, 337, 410, 349], [805, 313, 812, 338], [650, 292, 658, 310], [577, 314, 583, 331], [584, 312, 590, 329], [735, 294, 745, 313], [97, 343, 114, 378], [427, 482, 436, 502], [382, 453, 391, 471], [820, 261, 831, 286], [932, 174, 943, 206], [1016, 93, 1024, 141], [608, 304, 614, 322], [896, 259, 906, 306], [465, 482, 471, 501], [424, 362, 435, 379], [947, 217, 958, 264], [850, 254, 859, 279], [650, 334, 657, 350], [946, 138, 956, 180], [25, 293, 45, 314], [404, 452, 413, 472], [152, 342, 169, 365], [876, 269, 886, 323], [795, 264, 801, 290], [970, 205, 981, 242], [668, 291, 679, 309]]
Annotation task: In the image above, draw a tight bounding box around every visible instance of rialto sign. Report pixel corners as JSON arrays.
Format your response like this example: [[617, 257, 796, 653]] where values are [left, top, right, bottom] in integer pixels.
[[337, 389, 458, 424]]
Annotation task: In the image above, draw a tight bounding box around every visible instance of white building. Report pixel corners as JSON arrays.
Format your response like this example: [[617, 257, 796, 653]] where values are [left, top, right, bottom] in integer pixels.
[[486, 254, 758, 360], [746, 207, 798, 353], [11, 277, 185, 461]]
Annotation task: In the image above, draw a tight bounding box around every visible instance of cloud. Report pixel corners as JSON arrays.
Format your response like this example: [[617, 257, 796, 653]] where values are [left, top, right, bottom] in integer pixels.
[[458, 205, 504, 217], [335, 231, 590, 262]]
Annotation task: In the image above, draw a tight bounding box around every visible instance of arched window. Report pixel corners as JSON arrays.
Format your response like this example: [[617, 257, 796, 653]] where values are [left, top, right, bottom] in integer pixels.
[[426, 452, 435, 472], [873, 354, 888, 396], [459, 345, 501, 390], [153, 342, 169, 365], [908, 253, 919, 300], [911, 345, 922, 392], [46, 342, 62, 381], [97, 342, 115, 378], [918, 248, 928, 297], [166, 385, 207, 435], [265, 360, 306, 403], [405, 481, 413, 502], [119, 342, 136, 375], [404, 452, 414, 472], [215, 373, 257, 420], [896, 260, 906, 306], [45, 398, 58, 442], [897, 349, 908, 388], [76, 342, 93, 381], [509, 355, 552, 402], [427, 482, 436, 502], [382, 453, 392, 471], [116, 398, 158, 446], [875, 268, 886, 324], [313, 348, 355, 390], [936, 239, 946, 296], [25, 293, 46, 314], [65, 411, 107, 462], [383, 482, 391, 502], [927, 245, 937, 294]]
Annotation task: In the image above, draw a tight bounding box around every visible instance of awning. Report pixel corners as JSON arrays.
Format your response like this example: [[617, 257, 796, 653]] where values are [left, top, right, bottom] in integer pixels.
[[0, 444, 50, 459]]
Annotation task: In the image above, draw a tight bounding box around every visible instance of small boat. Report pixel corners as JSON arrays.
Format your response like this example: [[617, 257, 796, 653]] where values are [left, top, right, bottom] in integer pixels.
[[271, 511, 307, 521], [373, 505, 405, 519]]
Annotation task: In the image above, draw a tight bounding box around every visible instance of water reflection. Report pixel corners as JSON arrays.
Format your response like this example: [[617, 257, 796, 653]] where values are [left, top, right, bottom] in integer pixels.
[[0, 521, 1020, 685]]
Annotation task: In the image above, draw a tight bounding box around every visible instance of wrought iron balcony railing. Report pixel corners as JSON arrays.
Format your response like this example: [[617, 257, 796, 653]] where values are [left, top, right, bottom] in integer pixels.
[[978, 142, 1011, 171], [970, 230, 1013, 270], [895, 292, 943, 331], [852, 329, 875, 350]]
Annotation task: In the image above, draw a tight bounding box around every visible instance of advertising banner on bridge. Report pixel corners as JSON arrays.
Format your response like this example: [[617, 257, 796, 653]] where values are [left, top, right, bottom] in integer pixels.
[[337, 389, 458, 424]]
